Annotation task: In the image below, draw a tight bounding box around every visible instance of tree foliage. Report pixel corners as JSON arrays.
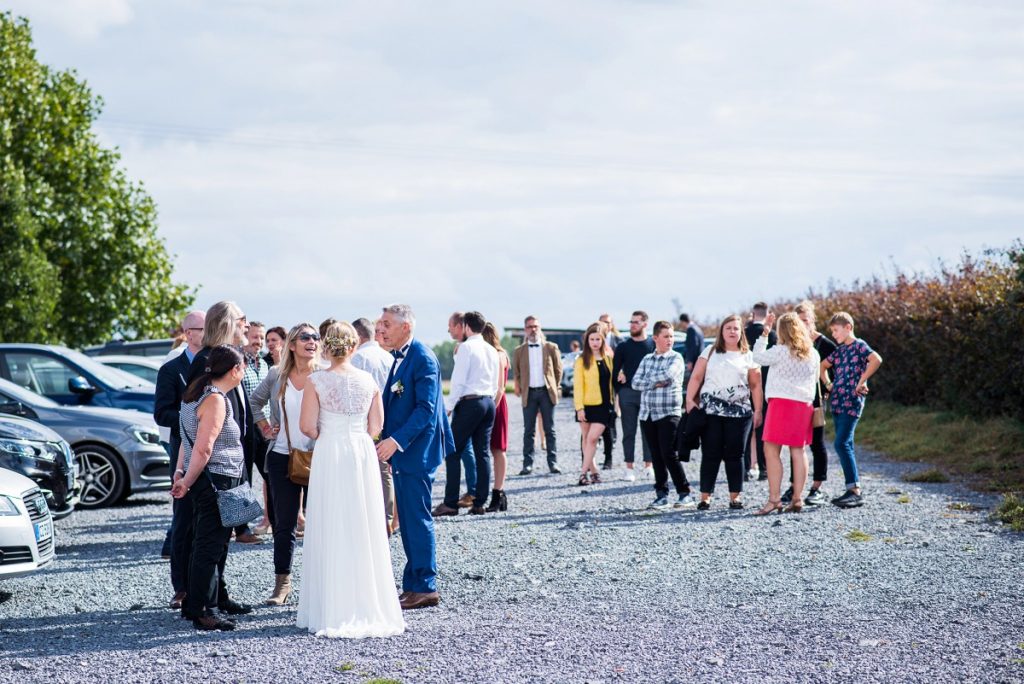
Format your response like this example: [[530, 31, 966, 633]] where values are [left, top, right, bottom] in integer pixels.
[[0, 13, 194, 347]]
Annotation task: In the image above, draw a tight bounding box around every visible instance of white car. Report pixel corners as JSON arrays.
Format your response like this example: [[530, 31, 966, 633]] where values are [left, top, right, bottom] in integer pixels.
[[93, 355, 164, 385], [0, 467, 54, 578]]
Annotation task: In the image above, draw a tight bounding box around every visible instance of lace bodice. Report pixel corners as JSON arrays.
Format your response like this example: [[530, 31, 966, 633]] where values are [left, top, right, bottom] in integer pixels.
[[310, 368, 378, 416]]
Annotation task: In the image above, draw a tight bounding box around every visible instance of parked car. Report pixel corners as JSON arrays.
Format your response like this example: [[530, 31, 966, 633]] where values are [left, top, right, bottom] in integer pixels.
[[94, 355, 164, 385], [560, 351, 580, 397], [0, 378, 168, 509], [0, 467, 55, 579], [82, 338, 175, 359], [0, 344, 155, 414], [0, 414, 78, 519]]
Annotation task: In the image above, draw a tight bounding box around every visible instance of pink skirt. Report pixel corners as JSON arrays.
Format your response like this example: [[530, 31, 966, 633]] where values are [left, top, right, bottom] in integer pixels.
[[763, 398, 813, 447]]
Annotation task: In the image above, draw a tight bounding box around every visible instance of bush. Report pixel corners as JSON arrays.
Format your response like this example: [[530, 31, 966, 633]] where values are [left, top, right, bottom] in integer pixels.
[[995, 494, 1024, 532]]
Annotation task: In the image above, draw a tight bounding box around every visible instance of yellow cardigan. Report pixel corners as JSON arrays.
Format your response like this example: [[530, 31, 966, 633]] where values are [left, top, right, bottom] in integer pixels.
[[573, 354, 614, 410]]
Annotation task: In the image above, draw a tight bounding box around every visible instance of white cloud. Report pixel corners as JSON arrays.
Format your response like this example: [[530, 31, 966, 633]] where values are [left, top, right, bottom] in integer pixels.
[[6, 0, 133, 40]]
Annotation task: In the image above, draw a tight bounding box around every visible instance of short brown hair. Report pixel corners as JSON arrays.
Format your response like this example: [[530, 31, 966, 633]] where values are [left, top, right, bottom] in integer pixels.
[[829, 312, 855, 328], [652, 320, 673, 335], [632, 310, 649, 322]]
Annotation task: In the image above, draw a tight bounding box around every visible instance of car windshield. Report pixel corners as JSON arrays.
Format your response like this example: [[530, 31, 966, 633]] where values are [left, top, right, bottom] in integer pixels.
[[58, 347, 154, 389], [0, 377, 60, 408]]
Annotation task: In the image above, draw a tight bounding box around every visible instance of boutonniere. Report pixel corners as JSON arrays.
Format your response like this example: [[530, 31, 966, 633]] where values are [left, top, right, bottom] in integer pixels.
[[391, 379, 405, 396]]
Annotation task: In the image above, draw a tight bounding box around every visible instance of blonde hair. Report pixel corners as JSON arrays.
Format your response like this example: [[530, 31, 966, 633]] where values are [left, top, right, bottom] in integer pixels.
[[277, 322, 318, 402], [776, 312, 814, 360], [829, 311, 855, 328], [323, 321, 358, 360], [202, 301, 244, 348]]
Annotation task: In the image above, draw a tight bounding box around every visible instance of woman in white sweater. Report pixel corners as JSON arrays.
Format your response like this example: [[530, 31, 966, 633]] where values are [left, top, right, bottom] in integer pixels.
[[751, 312, 820, 514]]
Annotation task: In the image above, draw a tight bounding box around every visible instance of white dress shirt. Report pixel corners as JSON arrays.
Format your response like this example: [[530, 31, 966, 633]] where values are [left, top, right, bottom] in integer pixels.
[[527, 342, 545, 388], [351, 340, 395, 392], [447, 334, 499, 410]]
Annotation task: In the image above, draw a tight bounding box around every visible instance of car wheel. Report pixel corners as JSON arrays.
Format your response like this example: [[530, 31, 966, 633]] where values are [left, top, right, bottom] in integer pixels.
[[74, 445, 128, 509]]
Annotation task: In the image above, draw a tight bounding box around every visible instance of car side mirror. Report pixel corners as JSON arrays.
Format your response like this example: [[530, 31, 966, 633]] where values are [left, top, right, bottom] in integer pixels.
[[68, 376, 97, 395]]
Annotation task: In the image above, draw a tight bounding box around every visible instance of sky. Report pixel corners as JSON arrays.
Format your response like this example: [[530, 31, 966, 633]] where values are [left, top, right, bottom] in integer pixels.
[[7, 0, 1023, 343]]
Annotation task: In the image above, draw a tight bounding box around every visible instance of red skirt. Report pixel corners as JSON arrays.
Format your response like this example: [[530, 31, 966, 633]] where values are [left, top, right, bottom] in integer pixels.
[[763, 398, 813, 447], [490, 393, 509, 451]]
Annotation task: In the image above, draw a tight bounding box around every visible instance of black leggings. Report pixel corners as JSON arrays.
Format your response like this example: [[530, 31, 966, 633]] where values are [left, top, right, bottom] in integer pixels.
[[790, 424, 827, 483], [700, 414, 752, 494]]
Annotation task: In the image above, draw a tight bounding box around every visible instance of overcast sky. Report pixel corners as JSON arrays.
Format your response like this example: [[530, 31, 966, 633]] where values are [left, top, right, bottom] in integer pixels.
[[8, 0, 1023, 343]]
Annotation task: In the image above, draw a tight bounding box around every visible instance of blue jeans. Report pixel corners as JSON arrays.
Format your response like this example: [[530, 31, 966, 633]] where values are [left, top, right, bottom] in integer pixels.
[[461, 442, 477, 494], [832, 413, 861, 488]]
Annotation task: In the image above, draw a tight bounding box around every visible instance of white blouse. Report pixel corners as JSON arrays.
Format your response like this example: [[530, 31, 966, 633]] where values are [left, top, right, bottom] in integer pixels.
[[752, 336, 820, 403], [272, 379, 314, 453]]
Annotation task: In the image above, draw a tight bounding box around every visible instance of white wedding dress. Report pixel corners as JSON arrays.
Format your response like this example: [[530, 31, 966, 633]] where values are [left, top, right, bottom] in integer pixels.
[[296, 368, 405, 638]]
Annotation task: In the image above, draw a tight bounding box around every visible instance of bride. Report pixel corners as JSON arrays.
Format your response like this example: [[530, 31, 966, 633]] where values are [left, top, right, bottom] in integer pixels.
[[296, 320, 405, 638]]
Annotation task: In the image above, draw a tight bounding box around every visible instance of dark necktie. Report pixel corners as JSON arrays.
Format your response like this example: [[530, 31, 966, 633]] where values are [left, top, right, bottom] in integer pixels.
[[528, 344, 540, 348], [391, 349, 405, 359]]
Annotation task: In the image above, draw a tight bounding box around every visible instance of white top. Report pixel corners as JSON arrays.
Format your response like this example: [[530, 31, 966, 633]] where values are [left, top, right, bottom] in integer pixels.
[[351, 340, 395, 392], [752, 337, 820, 403], [447, 333, 500, 410], [699, 345, 759, 416], [272, 378, 313, 453], [527, 342, 545, 388]]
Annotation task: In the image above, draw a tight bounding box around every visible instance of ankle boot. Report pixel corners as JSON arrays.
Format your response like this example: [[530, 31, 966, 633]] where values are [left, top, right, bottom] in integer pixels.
[[498, 490, 508, 511], [266, 573, 291, 605], [485, 489, 502, 513]]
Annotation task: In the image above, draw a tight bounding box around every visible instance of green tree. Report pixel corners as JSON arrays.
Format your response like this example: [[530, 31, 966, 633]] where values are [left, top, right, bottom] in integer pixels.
[[0, 13, 193, 347]]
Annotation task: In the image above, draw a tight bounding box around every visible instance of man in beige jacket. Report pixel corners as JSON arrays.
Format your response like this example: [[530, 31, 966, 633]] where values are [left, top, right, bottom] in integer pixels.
[[512, 316, 563, 474]]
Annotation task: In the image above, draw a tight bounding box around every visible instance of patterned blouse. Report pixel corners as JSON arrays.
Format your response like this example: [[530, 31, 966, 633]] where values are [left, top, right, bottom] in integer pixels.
[[698, 346, 759, 418], [826, 339, 875, 418], [179, 386, 245, 478]]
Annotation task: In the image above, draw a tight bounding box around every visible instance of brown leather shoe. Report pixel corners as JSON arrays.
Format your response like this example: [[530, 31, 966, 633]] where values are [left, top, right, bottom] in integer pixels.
[[169, 591, 186, 610], [469, 505, 486, 515], [400, 591, 440, 610], [398, 591, 410, 602], [234, 531, 264, 544], [431, 503, 459, 517], [457, 493, 475, 508]]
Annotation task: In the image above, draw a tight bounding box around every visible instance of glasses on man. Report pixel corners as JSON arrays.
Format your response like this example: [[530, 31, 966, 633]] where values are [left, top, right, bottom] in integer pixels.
[[297, 332, 321, 342], [525, 324, 539, 330], [629, 320, 644, 325]]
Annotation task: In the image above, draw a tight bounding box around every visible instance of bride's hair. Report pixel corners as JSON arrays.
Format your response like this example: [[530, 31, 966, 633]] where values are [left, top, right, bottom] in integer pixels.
[[323, 321, 358, 360]]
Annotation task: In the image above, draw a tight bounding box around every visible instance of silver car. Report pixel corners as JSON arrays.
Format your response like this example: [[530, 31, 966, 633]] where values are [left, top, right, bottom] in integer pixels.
[[0, 378, 169, 509]]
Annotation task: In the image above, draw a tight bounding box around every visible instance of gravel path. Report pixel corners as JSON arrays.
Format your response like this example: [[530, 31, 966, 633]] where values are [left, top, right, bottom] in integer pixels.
[[1, 399, 1022, 683]]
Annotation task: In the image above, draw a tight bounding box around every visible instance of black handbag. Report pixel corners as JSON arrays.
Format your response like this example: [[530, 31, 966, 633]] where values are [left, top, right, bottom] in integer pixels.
[[674, 407, 707, 460]]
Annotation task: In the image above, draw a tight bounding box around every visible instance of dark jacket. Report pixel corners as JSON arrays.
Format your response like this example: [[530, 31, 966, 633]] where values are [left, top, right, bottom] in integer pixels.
[[683, 325, 705, 365], [153, 350, 194, 461]]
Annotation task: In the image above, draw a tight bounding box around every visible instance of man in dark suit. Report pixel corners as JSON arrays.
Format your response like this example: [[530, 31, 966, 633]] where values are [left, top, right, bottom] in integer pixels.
[[154, 310, 204, 608], [376, 304, 454, 610], [678, 313, 705, 382], [744, 302, 777, 481]]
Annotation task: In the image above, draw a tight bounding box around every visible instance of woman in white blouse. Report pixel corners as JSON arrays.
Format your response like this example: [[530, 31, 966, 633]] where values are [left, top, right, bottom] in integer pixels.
[[751, 312, 821, 514]]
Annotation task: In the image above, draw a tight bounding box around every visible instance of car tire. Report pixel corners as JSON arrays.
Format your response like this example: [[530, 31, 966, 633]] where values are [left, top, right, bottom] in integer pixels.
[[74, 445, 128, 509]]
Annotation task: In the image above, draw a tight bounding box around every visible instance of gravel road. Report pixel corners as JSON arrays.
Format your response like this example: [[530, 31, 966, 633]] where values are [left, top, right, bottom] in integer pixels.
[[1, 399, 1022, 683]]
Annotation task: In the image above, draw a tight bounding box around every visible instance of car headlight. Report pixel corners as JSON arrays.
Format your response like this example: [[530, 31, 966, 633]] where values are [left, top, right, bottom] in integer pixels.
[[0, 438, 55, 461], [127, 425, 162, 445], [0, 495, 21, 516]]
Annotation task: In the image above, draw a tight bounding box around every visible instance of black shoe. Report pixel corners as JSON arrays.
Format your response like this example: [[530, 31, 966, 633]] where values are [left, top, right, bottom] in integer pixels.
[[601, 461, 612, 471], [193, 615, 236, 631], [832, 490, 864, 509], [485, 489, 508, 513], [696, 500, 711, 511], [757, 471, 768, 481], [729, 500, 745, 510], [804, 488, 827, 505], [217, 599, 253, 616], [548, 465, 562, 474], [518, 466, 533, 476], [780, 487, 794, 505]]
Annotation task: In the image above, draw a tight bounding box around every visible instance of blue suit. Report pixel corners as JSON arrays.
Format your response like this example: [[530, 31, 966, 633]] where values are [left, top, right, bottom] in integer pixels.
[[383, 338, 454, 593]]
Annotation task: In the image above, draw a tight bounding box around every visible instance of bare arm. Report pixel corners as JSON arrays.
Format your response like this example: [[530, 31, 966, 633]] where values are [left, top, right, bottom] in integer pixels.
[[685, 356, 707, 412], [299, 380, 320, 440], [494, 353, 509, 404], [171, 394, 225, 497], [856, 352, 883, 395], [748, 368, 763, 428], [367, 389, 384, 439]]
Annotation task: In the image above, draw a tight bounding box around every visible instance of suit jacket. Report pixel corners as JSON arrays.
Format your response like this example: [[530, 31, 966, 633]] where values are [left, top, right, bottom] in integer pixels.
[[511, 340, 563, 408], [383, 338, 454, 475], [153, 350, 194, 461]]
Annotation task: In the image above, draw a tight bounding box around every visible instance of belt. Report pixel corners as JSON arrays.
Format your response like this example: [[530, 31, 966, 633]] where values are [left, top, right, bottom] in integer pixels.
[[528, 386, 547, 390], [459, 394, 488, 401]]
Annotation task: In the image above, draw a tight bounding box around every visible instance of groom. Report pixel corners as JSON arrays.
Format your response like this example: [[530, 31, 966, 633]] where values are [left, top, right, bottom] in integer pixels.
[[376, 304, 454, 610]]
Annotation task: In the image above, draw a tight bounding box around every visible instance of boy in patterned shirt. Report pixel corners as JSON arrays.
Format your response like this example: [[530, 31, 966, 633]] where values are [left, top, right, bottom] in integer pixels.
[[820, 312, 883, 508]]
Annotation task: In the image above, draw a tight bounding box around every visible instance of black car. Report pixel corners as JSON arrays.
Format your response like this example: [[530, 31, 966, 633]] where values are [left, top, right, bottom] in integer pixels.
[[0, 414, 78, 519]]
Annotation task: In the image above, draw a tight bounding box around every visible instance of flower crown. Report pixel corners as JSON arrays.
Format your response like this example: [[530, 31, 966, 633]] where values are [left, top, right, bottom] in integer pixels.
[[324, 334, 357, 356]]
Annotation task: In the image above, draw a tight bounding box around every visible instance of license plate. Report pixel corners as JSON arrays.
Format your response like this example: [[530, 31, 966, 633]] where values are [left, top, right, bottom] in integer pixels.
[[34, 520, 52, 542]]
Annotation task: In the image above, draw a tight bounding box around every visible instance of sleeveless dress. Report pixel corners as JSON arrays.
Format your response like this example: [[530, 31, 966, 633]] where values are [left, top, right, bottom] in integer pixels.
[[296, 368, 405, 638], [490, 359, 509, 451]]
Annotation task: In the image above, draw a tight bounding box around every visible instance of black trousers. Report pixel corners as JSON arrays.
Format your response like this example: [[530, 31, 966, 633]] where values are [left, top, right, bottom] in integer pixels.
[[641, 416, 690, 497], [790, 424, 828, 484], [169, 481, 193, 594], [602, 420, 617, 464], [446, 397, 496, 508], [701, 414, 752, 494], [522, 388, 558, 468], [266, 450, 304, 575], [183, 473, 237, 619]]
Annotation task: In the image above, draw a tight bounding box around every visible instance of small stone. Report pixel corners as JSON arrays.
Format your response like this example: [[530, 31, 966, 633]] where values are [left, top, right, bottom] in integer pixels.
[[12, 662, 33, 671], [859, 639, 882, 648], [156, 659, 169, 665]]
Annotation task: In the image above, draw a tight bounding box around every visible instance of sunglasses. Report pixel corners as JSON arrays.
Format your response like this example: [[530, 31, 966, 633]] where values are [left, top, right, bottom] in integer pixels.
[[297, 332, 321, 342]]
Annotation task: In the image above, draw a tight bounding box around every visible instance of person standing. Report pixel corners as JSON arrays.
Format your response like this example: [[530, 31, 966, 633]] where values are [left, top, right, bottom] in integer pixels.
[[687, 315, 764, 510], [242, 321, 273, 536], [264, 326, 286, 367], [743, 301, 776, 481], [752, 312, 820, 515], [376, 304, 454, 610], [574, 323, 614, 486], [154, 309, 205, 607], [351, 317, 399, 532], [599, 313, 622, 351], [250, 323, 321, 605], [481, 322, 510, 512], [511, 316, 563, 475], [632, 321, 694, 508], [612, 311, 655, 481], [678, 313, 705, 383], [433, 311, 499, 516], [170, 345, 251, 631], [296, 321, 405, 638], [447, 312, 477, 508]]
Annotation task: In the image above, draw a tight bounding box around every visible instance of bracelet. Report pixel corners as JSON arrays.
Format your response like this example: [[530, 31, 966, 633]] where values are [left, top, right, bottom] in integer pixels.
[[174, 469, 185, 476]]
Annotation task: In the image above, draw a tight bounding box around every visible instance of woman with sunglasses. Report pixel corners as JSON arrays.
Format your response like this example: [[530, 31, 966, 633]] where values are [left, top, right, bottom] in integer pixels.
[[251, 323, 322, 605]]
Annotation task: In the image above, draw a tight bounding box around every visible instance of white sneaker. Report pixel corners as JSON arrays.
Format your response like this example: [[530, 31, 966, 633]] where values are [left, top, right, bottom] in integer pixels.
[[643, 465, 654, 480], [624, 469, 636, 482], [674, 494, 697, 509]]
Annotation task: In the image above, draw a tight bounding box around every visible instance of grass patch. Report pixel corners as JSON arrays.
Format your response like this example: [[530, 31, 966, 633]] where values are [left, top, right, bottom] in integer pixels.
[[845, 529, 873, 542], [335, 663, 355, 673], [995, 494, 1024, 532], [903, 468, 950, 484], [948, 502, 982, 512], [852, 400, 1024, 492], [897, 494, 911, 504]]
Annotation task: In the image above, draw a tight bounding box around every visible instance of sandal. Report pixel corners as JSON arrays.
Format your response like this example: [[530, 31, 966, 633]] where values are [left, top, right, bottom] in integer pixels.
[[577, 474, 590, 486], [785, 500, 804, 514], [589, 472, 602, 484], [754, 500, 783, 516]]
